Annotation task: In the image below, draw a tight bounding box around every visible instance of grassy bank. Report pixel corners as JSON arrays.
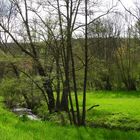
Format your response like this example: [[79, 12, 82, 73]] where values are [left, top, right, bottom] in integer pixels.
[[1, 91, 140, 139], [78, 91, 140, 130]]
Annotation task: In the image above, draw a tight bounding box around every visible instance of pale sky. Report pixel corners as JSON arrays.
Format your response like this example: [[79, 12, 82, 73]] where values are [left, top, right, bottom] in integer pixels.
[[116, 0, 136, 10], [105, 0, 135, 10], [121, 0, 134, 7], [1, 0, 139, 42]]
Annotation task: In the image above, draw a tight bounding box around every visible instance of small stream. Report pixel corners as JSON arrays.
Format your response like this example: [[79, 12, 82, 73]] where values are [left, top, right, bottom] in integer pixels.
[[12, 108, 40, 120]]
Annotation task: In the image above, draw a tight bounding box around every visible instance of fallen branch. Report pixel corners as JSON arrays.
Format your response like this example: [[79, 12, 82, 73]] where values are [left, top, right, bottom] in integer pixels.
[[87, 105, 100, 111]]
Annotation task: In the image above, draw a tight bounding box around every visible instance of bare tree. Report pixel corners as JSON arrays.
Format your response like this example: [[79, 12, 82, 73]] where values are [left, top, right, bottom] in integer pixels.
[[0, 0, 55, 113]]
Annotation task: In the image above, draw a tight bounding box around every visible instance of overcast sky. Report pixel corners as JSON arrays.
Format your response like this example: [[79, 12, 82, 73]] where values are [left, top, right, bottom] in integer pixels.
[[116, 0, 136, 9], [121, 0, 134, 7]]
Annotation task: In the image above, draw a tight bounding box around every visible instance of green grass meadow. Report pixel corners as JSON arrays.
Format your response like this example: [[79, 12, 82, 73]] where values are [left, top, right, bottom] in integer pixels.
[[1, 91, 140, 140]]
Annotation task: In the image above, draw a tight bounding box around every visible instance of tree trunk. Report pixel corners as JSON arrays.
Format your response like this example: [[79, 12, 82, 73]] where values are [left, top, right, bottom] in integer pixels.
[[61, 81, 69, 111], [81, 0, 88, 125], [105, 75, 112, 90], [36, 60, 55, 113]]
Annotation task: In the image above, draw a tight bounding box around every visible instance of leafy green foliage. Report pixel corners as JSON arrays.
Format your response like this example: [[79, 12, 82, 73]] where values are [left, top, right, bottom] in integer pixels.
[[0, 78, 23, 107], [0, 76, 43, 110]]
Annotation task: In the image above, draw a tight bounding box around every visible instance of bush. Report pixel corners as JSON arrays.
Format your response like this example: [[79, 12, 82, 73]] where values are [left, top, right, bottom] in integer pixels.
[[0, 76, 43, 110]]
